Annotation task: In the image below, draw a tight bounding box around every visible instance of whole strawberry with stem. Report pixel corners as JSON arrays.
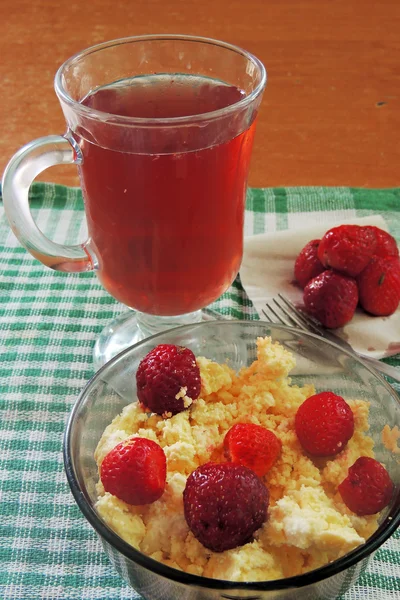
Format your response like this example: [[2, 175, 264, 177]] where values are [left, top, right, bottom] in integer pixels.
[[224, 423, 281, 477], [338, 457, 394, 515], [357, 256, 400, 316], [100, 437, 167, 505], [318, 225, 377, 277], [303, 270, 358, 329], [183, 462, 269, 552], [294, 239, 326, 288], [136, 344, 201, 416], [295, 391, 354, 457]]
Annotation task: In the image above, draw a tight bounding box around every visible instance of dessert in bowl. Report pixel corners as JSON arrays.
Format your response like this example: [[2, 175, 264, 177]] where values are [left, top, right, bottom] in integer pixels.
[[64, 321, 400, 600]]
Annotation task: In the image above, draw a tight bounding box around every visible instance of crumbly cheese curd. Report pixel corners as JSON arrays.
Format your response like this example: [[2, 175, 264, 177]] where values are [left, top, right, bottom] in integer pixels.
[[94, 336, 379, 581]]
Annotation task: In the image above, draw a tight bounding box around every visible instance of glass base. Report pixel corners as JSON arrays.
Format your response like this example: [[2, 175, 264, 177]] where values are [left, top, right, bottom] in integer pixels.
[[93, 307, 226, 371]]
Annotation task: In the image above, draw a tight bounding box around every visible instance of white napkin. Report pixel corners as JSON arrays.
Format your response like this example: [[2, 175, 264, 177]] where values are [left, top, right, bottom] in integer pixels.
[[241, 215, 400, 359]]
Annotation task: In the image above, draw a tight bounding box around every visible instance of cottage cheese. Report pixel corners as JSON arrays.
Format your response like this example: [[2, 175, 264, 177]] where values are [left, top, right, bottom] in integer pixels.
[[94, 337, 379, 581]]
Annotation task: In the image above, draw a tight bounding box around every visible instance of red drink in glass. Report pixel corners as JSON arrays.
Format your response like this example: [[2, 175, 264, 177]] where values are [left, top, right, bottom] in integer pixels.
[[3, 35, 266, 366], [77, 75, 258, 315]]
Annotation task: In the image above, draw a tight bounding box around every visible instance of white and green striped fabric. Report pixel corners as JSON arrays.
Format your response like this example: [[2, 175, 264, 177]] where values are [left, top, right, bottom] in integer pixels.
[[0, 183, 399, 599]]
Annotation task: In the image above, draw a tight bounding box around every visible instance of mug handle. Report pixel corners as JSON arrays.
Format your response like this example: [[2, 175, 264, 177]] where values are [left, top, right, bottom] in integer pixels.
[[2, 134, 94, 273]]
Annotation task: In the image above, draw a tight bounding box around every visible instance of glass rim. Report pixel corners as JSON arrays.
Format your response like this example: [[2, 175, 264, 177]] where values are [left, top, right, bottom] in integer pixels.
[[54, 34, 267, 126], [63, 320, 400, 592]]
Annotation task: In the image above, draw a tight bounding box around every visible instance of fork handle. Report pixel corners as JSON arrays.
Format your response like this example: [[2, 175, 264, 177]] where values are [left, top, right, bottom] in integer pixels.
[[358, 354, 400, 382]]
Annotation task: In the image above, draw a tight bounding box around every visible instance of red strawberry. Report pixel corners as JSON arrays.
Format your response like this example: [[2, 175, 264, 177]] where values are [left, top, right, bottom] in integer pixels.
[[338, 457, 394, 515], [303, 270, 358, 328], [363, 226, 399, 259], [183, 462, 269, 552], [318, 225, 377, 277], [136, 344, 201, 416], [100, 437, 166, 505], [224, 423, 281, 477], [295, 391, 354, 457], [294, 239, 326, 288], [357, 256, 400, 316]]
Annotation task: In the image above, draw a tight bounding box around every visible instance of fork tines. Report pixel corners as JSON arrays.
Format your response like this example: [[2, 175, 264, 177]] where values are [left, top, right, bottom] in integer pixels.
[[262, 293, 324, 337]]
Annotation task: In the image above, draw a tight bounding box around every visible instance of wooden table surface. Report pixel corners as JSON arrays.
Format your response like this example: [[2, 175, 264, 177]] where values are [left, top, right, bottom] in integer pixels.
[[1, 0, 399, 188]]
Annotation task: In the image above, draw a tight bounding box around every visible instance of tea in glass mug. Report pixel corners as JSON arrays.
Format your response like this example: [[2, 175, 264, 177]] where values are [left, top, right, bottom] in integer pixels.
[[2, 35, 266, 366]]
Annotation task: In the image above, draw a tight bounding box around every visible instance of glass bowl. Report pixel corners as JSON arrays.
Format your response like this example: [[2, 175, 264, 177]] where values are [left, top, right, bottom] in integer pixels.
[[63, 321, 400, 600]]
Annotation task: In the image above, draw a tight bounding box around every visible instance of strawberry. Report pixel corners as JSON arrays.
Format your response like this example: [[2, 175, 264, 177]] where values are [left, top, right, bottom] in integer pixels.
[[100, 437, 166, 505], [136, 344, 201, 416], [223, 423, 281, 477], [318, 225, 377, 277], [295, 391, 354, 457], [294, 239, 326, 288], [303, 270, 358, 328], [183, 462, 269, 552], [363, 226, 399, 259], [338, 457, 394, 515], [357, 256, 400, 316]]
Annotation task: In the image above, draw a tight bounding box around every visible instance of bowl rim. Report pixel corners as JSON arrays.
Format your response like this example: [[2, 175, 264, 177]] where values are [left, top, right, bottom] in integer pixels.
[[63, 320, 400, 591]]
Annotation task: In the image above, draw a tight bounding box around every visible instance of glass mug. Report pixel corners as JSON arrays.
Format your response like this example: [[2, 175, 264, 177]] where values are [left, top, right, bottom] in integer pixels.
[[2, 35, 266, 367]]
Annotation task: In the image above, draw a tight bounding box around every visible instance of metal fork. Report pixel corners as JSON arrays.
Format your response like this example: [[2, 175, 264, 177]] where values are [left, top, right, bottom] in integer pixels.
[[262, 293, 400, 382]]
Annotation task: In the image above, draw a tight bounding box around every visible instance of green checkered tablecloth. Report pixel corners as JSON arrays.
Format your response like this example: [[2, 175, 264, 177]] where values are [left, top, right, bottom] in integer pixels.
[[0, 182, 399, 599]]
